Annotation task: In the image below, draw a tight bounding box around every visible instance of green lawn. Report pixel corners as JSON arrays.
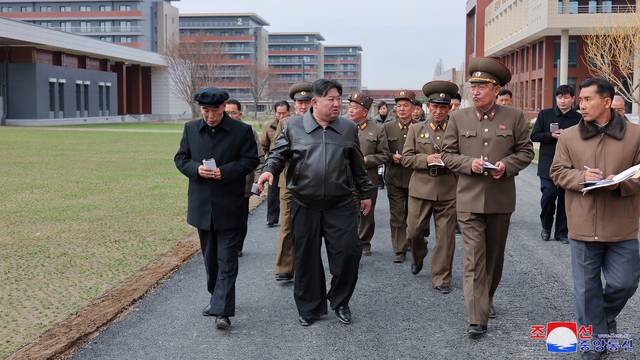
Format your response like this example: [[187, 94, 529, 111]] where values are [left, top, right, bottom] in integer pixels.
[[56, 117, 267, 133], [0, 124, 199, 358]]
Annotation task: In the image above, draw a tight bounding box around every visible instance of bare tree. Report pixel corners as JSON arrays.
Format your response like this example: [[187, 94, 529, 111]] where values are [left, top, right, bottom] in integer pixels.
[[246, 64, 272, 120], [165, 34, 225, 118], [583, 8, 640, 111]]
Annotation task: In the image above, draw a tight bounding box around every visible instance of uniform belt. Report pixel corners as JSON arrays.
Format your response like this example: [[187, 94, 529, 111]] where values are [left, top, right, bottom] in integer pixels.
[[428, 166, 451, 177]]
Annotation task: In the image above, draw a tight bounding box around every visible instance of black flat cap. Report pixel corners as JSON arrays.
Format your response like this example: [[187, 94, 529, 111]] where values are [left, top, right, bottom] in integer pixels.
[[468, 57, 512, 86], [288, 82, 313, 101], [194, 87, 229, 106], [422, 81, 460, 105]]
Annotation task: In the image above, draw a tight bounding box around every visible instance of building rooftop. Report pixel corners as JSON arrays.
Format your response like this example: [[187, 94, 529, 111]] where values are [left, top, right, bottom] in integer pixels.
[[269, 32, 325, 41], [0, 17, 166, 66], [179, 13, 270, 26], [324, 45, 363, 51]]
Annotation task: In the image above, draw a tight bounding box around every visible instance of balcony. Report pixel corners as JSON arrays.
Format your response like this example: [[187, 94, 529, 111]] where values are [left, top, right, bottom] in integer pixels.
[[179, 21, 252, 29], [269, 50, 320, 55], [0, 10, 142, 20], [557, 3, 635, 14], [268, 39, 318, 45], [181, 35, 255, 43], [46, 25, 143, 35], [269, 59, 319, 65]]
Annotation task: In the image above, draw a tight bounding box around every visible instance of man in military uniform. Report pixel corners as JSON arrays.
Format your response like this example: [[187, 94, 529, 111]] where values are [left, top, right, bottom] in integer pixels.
[[348, 91, 390, 256], [411, 99, 426, 122], [383, 90, 417, 263], [273, 82, 312, 283], [402, 81, 459, 294], [441, 58, 534, 336], [260, 101, 290, 227]]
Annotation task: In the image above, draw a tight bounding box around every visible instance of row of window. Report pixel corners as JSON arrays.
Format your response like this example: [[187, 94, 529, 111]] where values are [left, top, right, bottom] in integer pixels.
[[36, 21, 136, 32], [180, 30, 252, 37], [1, 4, 133, 13], [48, 79, 112, 118]]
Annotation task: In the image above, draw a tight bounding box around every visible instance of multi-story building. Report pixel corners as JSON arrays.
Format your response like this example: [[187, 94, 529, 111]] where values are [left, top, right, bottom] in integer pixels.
[[323, 45, 362, 95], [179, 13, 269, 102], [466, 0, 638, 116], [268, 32, 324, 99], [0, 0, 178, 53]]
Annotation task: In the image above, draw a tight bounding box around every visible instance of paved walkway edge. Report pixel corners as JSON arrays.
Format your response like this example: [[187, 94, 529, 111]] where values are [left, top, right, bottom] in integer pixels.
[[8, 194, 266, 360]]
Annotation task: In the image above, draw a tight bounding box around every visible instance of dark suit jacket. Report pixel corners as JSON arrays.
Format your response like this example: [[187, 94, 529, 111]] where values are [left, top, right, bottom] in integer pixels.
[[174, 114, 259, 230], [530, 107, 582, 179]]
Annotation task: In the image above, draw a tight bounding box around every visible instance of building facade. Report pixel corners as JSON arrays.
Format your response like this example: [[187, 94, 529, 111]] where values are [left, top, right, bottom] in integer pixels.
[[0, 0, 178, 53], [323, 45, 362, 95], [179, 13, 269, 102], [268, 32, 324, 100], [466, 0, 638, 116]]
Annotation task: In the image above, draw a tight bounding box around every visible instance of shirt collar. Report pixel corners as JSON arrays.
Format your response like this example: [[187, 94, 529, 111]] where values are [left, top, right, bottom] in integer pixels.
[[475, 103, 497, 121], [302, 109, 343, 134], [429, 118, 447, 131], [199, 114, 232, 133]]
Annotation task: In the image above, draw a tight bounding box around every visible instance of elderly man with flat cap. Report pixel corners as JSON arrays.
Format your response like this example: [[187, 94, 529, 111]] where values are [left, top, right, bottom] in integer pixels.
[[271, 82, 313, 284], [348, 91, 390, 256], [174, 88, 259, 330], [383, 90, 418, 263], [441, 58, 534, 336], [402, 81, 459, 294]]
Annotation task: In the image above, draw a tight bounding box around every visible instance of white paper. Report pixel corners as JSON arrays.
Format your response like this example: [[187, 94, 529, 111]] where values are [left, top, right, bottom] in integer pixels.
[[581, 163, 640, 193], [428, 160, 445, 167], [202, 158, 217, 169], [483, 161, 499, 170]]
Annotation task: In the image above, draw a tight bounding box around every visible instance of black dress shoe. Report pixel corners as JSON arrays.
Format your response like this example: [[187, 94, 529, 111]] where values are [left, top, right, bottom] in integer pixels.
[[267, 222, 279, 228], [488, 303, 497, 318], [334, 306, 352, 324], [541, 229, 551, 241], [202, 304, 215, 317], [468, 324, 487, 336], [434, 285, 451, 294], [237, 250, 243, 257], [275, 273, 293, 283], [215, 316, 230, 330], [608, 319, 617, 334], [298, 316, 313, 326], [411, 262, 423, 275], [555, 235, 569, 244]]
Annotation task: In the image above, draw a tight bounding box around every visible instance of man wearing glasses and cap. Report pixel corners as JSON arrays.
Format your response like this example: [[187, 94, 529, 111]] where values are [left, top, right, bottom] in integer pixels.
[[272, 82, 312, 284], [348, 91, 390, 256], [402, 81, 459, 295], [174, 88, 259, 330], [441, 58, 534, 336], [383, 90, 417, 263]]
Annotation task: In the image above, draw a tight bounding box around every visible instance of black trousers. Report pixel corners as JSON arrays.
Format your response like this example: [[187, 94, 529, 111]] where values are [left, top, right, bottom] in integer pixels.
[[197, 225, 243, 317], [267, 178, 280, 225], [291, 200, 362, 318], [540, 177, 567, 238], [239, 197, 250, 251]]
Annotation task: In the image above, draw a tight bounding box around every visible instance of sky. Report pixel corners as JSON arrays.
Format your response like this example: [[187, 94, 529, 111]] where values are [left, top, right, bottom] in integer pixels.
[[173, 0, 466, 89]]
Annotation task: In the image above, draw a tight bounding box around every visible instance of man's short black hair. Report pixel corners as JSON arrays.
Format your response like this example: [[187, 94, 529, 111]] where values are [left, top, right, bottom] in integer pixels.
[[311, 79, 343, 97], [580, 78, 615, 100], [451, 93, 462, 101], [377, 101, 388, 109], [274, 100, 290, 112], [555, 84, 575, 97], [497, 89, 512, 98], [226, 98, 242, 111]]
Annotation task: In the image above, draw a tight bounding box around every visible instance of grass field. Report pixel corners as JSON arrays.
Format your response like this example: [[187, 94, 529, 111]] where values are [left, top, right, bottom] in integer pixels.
[[0, 123, 229, 358]]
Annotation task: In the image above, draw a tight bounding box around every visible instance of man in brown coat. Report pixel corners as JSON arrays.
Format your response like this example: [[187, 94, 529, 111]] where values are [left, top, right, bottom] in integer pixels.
[[348, 91, 390, 256], [383, 90, 417, 263], [441, 57, 534, 336], [402, 81, 459, 294], [550, 77, 640, 360], [272, 82, 312, 283], [260, 101, 290, 227]]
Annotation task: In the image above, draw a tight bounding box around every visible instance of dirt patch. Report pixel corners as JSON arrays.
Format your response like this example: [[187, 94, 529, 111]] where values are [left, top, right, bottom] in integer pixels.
[[8, 194, 265, 360]]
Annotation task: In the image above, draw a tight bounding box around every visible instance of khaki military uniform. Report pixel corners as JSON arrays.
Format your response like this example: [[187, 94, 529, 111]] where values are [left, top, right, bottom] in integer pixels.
[[273, 116, 295, 275], [356, 119, 390, 250], [402, 119, 457, 287], [441, 105, 534, 325], [260, 118, 281, 226], [383, 119, 416, 256]]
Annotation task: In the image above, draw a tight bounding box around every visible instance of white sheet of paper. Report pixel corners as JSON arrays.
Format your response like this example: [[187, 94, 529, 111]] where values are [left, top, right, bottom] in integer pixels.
[[203, 158, 217, 169], [483, 161, 499, 170]]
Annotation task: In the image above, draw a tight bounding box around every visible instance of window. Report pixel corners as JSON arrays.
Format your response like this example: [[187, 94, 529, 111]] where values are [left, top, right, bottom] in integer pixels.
[[76, 83, 82, 114], [40, 6, 52, 12], [553, 39, 578, 68], [98, 85, 104, 113], [60, 22, 72, 32], [1, 7, 12, 13], [99, 36, 113, 42], [119, 5, 131, 11], [80, 22, 90, 32], [59, 6, 71, 12], [99, 5, 112, 12], [79, 5, 91, 12], [83, 84, 89, 114], [40, 22, 54, 28], [49, 81, 56, 113], [105, 84, 111, 113], [20, 6, 33, 12], [120, 21, 131, 31], [100, 21, 112, 32], [119, 36, 132, 43], [58, 82, 65, 113]]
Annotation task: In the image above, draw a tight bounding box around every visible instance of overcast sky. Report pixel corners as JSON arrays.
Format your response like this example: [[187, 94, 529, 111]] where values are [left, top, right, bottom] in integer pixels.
[[173, 0, 466, 89]]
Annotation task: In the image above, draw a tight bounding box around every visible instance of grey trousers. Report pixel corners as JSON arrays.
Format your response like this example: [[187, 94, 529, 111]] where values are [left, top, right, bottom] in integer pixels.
[[570, 239, 640, 336]]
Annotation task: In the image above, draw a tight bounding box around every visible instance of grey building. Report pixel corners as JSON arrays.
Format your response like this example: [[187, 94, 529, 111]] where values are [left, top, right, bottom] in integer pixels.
[[268, 32, 324, 99], [0, 0, 178, 53], [324, 45, 362, 96]]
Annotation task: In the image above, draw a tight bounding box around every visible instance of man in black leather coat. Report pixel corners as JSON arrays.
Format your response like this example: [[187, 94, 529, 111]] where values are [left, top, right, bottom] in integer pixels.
[[257, 79, 373, 327]]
